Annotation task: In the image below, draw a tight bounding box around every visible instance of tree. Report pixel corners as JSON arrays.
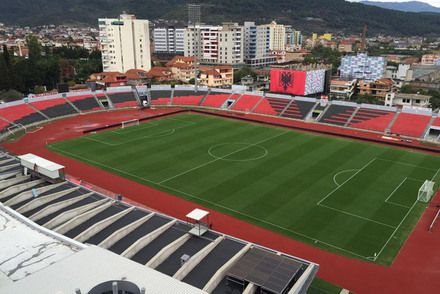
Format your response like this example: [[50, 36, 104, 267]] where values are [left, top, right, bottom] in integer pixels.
[[233, 67, 256, 84], [26, 35, 41, 62], [400, 85, 416, 94]]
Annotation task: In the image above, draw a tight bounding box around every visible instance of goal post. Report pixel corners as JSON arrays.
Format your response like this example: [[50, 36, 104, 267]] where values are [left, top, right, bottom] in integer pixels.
[[418, 180, 435, 202], [121, 119, 139, 129]]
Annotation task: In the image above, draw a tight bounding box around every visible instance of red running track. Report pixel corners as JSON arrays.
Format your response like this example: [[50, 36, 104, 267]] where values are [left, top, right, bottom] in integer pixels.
[[3, 108, 440, 294]]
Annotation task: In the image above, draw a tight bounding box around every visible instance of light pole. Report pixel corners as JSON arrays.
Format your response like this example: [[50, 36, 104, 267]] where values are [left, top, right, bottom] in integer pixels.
[[188, 4, 200, 92]]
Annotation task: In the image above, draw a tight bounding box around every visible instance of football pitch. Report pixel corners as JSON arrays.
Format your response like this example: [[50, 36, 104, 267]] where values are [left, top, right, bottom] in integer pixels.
[[47, 113, 440, 265]]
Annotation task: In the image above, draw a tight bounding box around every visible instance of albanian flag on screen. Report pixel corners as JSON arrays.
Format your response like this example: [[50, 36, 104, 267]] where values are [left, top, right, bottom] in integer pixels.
[[270, 69, 307, 95]]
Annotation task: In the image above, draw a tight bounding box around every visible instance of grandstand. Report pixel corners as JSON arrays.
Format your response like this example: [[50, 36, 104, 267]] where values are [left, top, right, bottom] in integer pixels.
[[0, 101, 46, 131], [150, 86, 173, 106], [67, 93, 102, 112], [318, 102, 357, 126], [231, 93, 262, 112], [106, 90, 139, 108], [29, 97, 78, 118], [348, 105, 397, 133], [390, 112, 432, 138], [253, 94, 290, 116], [172, 87, 208, 106], [0, 151, 317, 294], [282, 97, 317, 120], [201, 90, 231, 108]]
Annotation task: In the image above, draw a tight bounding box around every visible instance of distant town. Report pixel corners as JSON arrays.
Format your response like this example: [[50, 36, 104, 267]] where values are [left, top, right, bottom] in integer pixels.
[[0, 11, 439, 109]]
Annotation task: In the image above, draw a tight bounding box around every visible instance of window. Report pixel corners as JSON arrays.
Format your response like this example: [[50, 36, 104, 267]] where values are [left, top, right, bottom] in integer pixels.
[[415, 99, 420, 104]]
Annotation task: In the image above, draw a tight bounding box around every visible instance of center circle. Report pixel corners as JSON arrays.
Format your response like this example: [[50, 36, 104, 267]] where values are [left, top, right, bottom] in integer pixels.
[[208, 143, 268, 162]]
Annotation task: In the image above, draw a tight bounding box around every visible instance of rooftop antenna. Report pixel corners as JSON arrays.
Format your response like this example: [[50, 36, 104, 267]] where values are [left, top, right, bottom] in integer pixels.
[[361, 24, 367, 52], [188, 4, 201, 92]]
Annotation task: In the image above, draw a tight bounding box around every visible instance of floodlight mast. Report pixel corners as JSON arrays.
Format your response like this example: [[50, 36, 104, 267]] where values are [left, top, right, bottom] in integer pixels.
[[188, 4, 201, 92]]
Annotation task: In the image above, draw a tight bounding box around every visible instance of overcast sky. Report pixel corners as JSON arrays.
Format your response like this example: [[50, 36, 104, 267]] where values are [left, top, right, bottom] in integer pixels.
[[349, 0, 440, 7]]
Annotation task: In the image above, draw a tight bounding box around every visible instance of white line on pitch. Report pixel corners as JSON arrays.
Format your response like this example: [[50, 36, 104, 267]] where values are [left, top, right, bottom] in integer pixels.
[[376, 157, 438, 172], [317, 158, 376, 205], [385, 177, 407, 202], [157, 131, 288, 184]]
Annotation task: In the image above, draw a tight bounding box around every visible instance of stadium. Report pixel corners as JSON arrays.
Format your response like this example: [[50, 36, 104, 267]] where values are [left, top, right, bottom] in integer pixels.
[[0, 76, 440, 294]]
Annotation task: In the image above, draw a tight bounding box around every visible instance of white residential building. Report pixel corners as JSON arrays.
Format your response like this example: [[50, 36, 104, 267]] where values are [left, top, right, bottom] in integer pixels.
[[385, 93, 431, 108], [184, 23, 244, 66], [262, 21, 285, 51], [153, 26, 185, 55], [98, 13, 151, 73], [243, 22, 277, 67]]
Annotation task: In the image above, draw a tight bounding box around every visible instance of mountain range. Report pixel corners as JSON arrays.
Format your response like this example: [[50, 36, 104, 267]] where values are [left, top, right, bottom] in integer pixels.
[[360, 1, 440, 13], [0, 0, 439, 36]]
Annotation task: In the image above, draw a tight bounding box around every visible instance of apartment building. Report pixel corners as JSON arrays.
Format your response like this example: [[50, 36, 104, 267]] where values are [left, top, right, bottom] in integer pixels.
[[243, 22, 277, 67], [385, 93, 431, 108], [262, 21, 285, 50], [329, 79, 357, 100], [285, 26, 302, 52], [98, 13, 151, 73], [184, 23, 244, 66], [339, 52, 386, 82], [153, 25, 185, 55], [358, 78, 395, 100], [421, 54, 440, 65], [199, 65, 233, 88]]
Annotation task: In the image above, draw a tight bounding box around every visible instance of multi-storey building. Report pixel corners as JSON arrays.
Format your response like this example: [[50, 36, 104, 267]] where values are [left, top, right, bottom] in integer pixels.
[[330, 79, 357, 100], [153, 25, 185, 55], [262, 21, 285, 50], [421, 54, 440, 65], [98, 13, 151, 73], [184, 23, 244, 67], [339, 52, 386, 82], [358, 78, 395, 100], [285, 26, 302, 52], [243, 22, 277, 67]]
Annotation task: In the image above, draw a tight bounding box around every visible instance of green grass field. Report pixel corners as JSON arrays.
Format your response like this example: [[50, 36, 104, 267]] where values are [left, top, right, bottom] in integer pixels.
[[47, 113, 440, 266]]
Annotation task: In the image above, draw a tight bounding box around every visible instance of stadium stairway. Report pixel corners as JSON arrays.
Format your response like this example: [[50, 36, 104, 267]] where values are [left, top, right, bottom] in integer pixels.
[[91, 93, 106, 110], [389, 113, 432, 138], [30, 98, 79, 119], [25, 101, 50, 120], [231, 94, 264, 113], [198, 90, 211, 107], [62, 95, 82, 113], [253, 97, 291, 116], [131, 87, 143, 105], [344, 106, 360, 127], [200, 92, 232, 108], [422, 116, 437, 139], [318, 104, 356, 126], [282, 99, 317, 120], [226, 94, 243, 109], [0, 103, 47, 129], [67, 94, 103, 112], [384, 111, 401, 134], [250, 96, 266, 113], [348, 108, 396, 133]]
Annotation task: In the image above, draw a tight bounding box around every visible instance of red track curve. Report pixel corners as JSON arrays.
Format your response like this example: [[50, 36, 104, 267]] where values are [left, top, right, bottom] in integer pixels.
[[3, 108, 440, 294]]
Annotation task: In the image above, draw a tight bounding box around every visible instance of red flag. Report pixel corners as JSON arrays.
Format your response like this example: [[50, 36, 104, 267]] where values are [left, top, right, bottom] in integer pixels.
[[270, 69, 306, 95]]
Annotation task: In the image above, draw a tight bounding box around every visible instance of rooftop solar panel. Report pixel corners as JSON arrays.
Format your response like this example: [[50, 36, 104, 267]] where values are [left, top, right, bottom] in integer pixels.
[[227, 247, 303, 294]]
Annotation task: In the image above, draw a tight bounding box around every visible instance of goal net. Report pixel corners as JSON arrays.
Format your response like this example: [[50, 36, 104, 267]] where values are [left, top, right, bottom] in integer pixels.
[[121, 119, 139, 129], [418, 180, 435, 202]]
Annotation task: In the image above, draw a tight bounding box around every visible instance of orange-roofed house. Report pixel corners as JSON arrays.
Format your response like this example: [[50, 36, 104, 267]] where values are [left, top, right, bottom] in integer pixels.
[[88, 72, 127, 88], [166, 56, 200, 67], [146, 67, 174, 82], [199, 65, 233, 88], [338, 41, 352, 53], [125, 69, 149, 85], [330, 79, 357, 99], [358, 78, 395, 100]]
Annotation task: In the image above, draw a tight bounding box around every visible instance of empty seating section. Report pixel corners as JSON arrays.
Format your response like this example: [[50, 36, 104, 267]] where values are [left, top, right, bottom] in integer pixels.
[[432, 117, 440, 127], [253, 97, 290, 116], [201, 93, 230, 108], [232, 95, 262, 112], [30, 98, 78, 118], [0, 103, 46, 127], [107, 92, 138, 108], [172, 90, 206, 106], [319, 105, 356, 126], [348, 108, 396, 132], [150, 90, 172, 105], [282, 100, 316, 120], [390, 113, 432, 138], [67, 94, 101, 112], [0, 119, 9, 133]]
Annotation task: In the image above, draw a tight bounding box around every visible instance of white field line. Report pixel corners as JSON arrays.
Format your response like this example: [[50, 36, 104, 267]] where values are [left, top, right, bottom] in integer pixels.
[[376, 158, 438, 172], [373, 198, 418, 262], [317, 203, 396, 229], [157, 182, 372, 260], [111, 121, 159, 134], [385, 177, 408, 202], [317, 158, 377, 205], [157, 131, 288, 184], [83, 136, 114, 146], [333, 169, 359, 187]]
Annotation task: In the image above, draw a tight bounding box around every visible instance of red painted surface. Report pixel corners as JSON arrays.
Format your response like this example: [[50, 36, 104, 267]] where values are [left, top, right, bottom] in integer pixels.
[[3, 108, 440, 294]]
